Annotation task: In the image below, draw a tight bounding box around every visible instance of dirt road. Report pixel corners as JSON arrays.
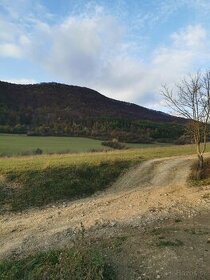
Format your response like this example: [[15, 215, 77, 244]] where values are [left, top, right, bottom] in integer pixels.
[[0, 155, 210, 261]]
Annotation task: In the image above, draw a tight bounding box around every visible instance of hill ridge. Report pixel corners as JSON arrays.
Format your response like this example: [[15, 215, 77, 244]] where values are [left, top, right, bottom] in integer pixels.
[[0, 80, 184, 142]]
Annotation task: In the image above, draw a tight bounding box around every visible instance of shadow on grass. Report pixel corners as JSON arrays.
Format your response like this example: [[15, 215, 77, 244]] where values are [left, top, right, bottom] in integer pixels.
[[0, 160, 131, 212]]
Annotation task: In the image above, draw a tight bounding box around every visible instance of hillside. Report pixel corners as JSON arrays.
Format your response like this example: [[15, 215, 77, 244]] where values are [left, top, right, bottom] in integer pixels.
[[0, 81, 184, 142]]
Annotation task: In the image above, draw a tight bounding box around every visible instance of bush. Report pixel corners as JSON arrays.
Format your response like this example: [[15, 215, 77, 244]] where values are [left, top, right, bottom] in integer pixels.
[[34, 148, 43, 155], [102, 139, 127, 150], [189, 158, 210, 183], [20, 148, 43, 156]]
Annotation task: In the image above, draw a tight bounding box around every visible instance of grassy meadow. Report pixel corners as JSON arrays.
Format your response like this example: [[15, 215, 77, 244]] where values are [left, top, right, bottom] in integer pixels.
[[0, 133, 171, 156], [0, 134, 106, 156]]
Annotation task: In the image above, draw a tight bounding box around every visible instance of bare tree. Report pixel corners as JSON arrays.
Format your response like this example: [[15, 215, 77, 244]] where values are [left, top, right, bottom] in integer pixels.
[[162, 71, 210, 169]]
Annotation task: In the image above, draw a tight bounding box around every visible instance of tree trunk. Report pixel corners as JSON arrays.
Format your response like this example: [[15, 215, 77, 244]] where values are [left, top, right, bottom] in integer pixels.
[[198, 153, 204, 170]]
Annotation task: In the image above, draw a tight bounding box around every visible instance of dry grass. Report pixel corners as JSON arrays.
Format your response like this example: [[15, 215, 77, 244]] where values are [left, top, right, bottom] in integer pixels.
[[189, 157, 210, 186]]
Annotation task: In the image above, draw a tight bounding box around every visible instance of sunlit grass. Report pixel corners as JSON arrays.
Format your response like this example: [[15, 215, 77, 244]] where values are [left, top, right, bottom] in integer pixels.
[[1, 143, 209, 173], [0, 142, 209, 212]]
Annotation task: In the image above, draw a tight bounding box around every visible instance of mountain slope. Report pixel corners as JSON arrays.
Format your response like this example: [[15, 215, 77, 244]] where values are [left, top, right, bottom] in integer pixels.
[[0, 81, 184, 142]]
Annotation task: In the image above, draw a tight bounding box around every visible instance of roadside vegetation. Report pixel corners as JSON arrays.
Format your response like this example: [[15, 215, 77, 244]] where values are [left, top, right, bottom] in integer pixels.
[[0, 236, 116, 280], [189, 157, 210, 186]]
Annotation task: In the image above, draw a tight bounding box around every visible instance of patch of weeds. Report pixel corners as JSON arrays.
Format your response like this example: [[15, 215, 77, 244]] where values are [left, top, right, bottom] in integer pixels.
[[0, 152, 8, 157], [112, 236, 128, 248], [189, 158, 210, 187], [175, 218, 182, 223], [151, 228, 163, 235], [0, 223, 116, 280], [102, 139, 128, 150], [99, 236, 128, 251], [151, 227, 174, 235], [158, 235, 165, 240], [20, 148, 43, 156], [0, 182, 13, 212], [184, 228, 209, 235], [0, 249, 116, 280], [157, 239, 184, 247]]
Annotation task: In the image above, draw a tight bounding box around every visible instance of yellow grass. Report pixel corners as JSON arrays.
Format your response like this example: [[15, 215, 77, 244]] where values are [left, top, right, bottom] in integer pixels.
[[0, 143, 209, 173]]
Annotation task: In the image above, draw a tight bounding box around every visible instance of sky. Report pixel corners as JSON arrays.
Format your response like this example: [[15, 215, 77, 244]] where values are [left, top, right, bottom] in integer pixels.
[[1, 0, 210, 111]]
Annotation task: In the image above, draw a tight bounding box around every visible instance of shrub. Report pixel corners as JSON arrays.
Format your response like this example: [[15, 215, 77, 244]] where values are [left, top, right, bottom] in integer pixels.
[[34, 148, 43, 155], [189, 158, 210, 183], [20, 148, 43, 156], [102, 139, 127, 150]]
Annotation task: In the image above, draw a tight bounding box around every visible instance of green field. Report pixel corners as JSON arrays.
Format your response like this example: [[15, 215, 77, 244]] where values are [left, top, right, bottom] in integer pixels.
[[0, 134, 172, 156], [0, 134, 106, 156]]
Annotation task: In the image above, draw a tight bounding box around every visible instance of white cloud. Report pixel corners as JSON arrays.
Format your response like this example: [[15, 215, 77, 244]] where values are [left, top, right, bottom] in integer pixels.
[[0, 0, 53, 22], [21, 18, 210, 108], [134, 24, 210, 107], [171, 25, 207, 49], [0, 43, 22, 58], [87, 24, 210, 108], [41, 14, 124, 83], [0, 17, 19, 41], [189, 0, 210, 13], [0, 1, 210, 110]]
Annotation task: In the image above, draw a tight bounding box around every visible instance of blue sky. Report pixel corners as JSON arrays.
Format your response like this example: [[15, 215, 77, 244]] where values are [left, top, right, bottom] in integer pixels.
[[1, 0, 210, 110]]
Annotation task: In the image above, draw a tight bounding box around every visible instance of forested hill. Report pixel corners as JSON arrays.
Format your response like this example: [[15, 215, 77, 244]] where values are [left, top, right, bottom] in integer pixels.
[[0, 81, 185, 142]]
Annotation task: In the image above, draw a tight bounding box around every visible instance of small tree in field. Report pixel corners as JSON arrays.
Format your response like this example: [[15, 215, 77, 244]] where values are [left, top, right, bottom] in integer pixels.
[[162, 71, 210, 170]]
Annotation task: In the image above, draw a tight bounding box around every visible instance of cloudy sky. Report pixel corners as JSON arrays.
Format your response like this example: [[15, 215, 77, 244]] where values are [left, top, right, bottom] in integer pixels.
[[1, 0, 210, 111]]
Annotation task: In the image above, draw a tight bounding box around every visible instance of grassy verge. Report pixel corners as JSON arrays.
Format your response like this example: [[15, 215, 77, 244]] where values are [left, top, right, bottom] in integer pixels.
[[0, 160, 130, 212], [0, 245, 116, 280], [189, 157, 210, 186], [0, 223, 129, 280]]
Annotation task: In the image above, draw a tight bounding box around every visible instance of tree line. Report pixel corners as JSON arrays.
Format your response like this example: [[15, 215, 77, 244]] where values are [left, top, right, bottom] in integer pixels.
[[0, 112, 184, 143]]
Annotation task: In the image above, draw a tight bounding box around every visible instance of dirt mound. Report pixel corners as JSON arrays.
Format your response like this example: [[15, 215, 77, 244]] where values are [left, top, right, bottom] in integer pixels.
[[111, 157, 191, 192]]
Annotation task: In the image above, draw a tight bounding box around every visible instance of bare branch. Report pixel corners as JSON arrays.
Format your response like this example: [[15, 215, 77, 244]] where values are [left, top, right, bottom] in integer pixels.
[[161, 70, 210, 169]]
